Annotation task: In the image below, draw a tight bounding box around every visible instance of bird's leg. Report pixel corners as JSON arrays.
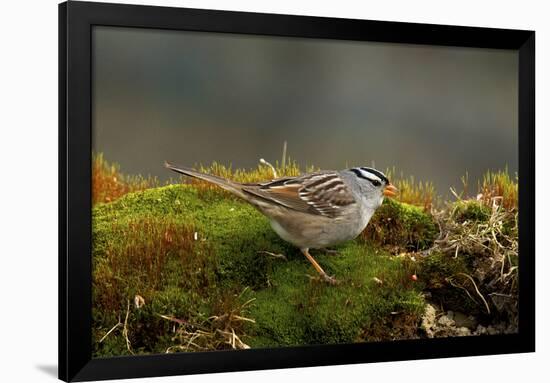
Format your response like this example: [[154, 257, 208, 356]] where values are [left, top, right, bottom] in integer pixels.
[[301, 248, 338, 285]]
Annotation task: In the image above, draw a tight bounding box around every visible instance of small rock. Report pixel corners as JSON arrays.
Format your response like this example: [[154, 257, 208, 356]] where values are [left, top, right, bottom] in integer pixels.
[[474, 325, 488, 335], [453, 312, 478, 329], [421, 304, 437, 338], [437, 314, 455, 327], [455, 327, 472, 337]]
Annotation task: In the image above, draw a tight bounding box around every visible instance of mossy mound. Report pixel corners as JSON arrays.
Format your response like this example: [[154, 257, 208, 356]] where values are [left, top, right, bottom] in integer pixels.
[[362, 198, 438, 252], [451, 200, 491, 223], [92, 185, 431, 356]]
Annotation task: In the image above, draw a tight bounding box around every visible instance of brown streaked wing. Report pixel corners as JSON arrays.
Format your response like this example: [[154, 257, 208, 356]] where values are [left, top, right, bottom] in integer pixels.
[[242, 172, 356, 217]]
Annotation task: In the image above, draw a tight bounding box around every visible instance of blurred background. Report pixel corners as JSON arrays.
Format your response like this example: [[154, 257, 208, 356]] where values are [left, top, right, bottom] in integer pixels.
[[92, 26, 518, 197]]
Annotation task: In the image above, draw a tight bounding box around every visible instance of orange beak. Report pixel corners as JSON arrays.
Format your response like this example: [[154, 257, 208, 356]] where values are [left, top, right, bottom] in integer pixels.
[[383, 183, 399, 198]]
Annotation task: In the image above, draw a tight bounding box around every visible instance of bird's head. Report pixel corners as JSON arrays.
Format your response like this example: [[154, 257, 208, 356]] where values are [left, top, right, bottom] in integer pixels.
[[348, 167, 398, 208]]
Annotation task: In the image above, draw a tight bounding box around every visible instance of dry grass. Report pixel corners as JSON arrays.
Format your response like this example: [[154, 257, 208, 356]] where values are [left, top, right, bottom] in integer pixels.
[[383, 168, 517, 213], [161, 291, 256, 352], [92, 153, 158, 205], [188, 159, 310, 192], [93, 151, 437, 209], [198, 159, 308, 183], [384, 168, 436, 210], [453, 169, 518, 211], [93, 151, 514, 215], [423, 181, 518, 319], [478, 169, 518, 211]]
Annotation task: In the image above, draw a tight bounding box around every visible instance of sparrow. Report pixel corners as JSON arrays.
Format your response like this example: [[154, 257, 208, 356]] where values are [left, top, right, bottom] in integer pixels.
[[165, 162, 397, 284]]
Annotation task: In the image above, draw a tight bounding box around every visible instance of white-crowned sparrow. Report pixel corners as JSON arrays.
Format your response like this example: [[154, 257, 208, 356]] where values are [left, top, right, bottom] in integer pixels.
[[165, 162, 398, 284]]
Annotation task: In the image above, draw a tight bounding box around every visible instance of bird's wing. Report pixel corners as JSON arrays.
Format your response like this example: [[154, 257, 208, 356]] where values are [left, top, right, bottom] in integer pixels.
[[242, 172, 357, 218]]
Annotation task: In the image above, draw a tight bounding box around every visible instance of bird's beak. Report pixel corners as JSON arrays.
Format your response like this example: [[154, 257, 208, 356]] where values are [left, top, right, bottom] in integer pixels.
[[383, 183, 399, 198]]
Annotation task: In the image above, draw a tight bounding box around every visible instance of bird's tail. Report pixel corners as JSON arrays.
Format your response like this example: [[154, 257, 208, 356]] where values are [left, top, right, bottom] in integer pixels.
[[164, 161, 248, 199]]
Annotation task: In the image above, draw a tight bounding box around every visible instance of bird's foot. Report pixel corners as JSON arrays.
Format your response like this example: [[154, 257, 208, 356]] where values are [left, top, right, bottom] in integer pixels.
[[257, 250, 288, 261], [322, 273, 339, 285], [305, 273, 339, 285], [319, 248, 341, 256]]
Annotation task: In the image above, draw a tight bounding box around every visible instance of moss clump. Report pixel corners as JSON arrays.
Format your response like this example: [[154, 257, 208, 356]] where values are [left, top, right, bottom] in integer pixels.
[[92, 185, 426, 356], [361, 199, 438, 252], [451, 200, 491, 223], [418, 252, 468, 289]]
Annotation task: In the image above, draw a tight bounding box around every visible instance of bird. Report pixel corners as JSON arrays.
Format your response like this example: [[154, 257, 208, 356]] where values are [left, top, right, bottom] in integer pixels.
[[164, 162, 398, 284]]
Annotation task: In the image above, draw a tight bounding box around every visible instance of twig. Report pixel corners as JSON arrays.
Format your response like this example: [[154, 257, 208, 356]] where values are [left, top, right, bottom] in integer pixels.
[[238, 286, 250, 298], [281, 141, 287, 169], [488, 292, 513, 298], [233, 333, 250, 349], [122, 299, 134, 354], [447, 278, 478, 307], [449, 187, 461, 201], [231, 315, 256, 323], [99, 321, 122, 343], [159, 291, 256, 352], [457, 272, 491, 314], [257, 250, 287, 261], [241, 297, 256, 309], [259, 158, 278, 178], [157, 314, 187, 325]]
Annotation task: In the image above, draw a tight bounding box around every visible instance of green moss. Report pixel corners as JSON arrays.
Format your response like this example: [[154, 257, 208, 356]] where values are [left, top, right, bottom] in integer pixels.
[[362, 198, 438, 252], [244, 242, 424, 347], [92, 185, 426, 356], [419, 252, 468, 289], [451, 200, 491, 223]]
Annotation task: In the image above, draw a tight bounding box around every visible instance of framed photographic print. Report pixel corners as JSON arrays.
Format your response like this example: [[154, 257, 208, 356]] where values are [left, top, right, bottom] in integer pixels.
[[59, 1, 535, 381]]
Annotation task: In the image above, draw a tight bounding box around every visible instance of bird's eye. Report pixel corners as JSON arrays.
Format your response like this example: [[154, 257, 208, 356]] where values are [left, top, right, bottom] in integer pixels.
[[371, 180, 381, 187]]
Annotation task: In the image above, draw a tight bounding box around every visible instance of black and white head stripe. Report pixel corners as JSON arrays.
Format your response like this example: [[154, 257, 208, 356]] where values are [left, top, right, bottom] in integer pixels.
[[350, 167, 389, 185]]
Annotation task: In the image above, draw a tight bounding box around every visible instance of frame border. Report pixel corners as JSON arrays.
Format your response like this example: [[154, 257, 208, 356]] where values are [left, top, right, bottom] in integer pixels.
[[59, 1, 535, 381]]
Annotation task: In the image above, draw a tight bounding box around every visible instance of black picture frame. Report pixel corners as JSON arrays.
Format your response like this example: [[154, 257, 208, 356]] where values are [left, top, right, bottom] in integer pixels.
[[59, 1, 535, 381]]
